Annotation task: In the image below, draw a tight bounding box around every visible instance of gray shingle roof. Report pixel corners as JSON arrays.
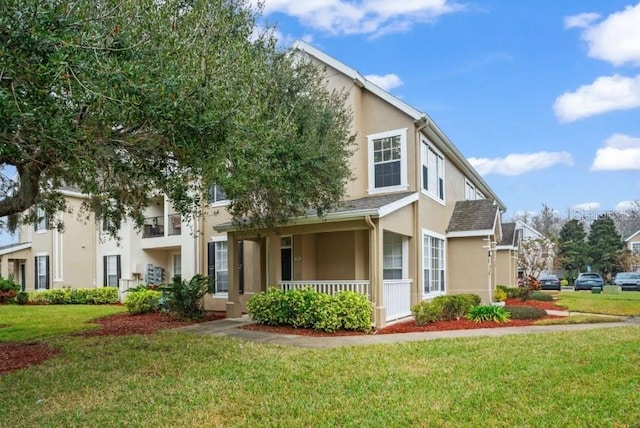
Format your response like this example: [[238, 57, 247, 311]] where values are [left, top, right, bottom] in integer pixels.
[[498, 222, 516, 246], [447, 199, 499, 233]]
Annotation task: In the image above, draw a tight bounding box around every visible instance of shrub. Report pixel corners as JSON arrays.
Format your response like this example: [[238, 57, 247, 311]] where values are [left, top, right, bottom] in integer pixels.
[[124, 289, 162, 314], [504, 305, 547, 320], [22, 287, 118, 305], [411, 300, 443, 325], [247, 288, 372, 332], [560, 279, 569, 287], [457, 293, 482, 308], [89, 287, 119, 304], [0, 276, 20, 303], [160, 275, 210, 319], [493, 288, 507, 302], [497, 285, 520, 299], [15, 291, 29, 305], [529, 291, 553, 301], [434, 295, 473, 321], [466, 305, 510, 323]]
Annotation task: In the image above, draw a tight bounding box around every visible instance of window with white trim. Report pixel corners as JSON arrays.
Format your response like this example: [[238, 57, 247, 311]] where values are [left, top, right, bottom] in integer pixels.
[[465, 180, 476, 201], [208, 184, 228, 205], [368, 129, 407, 193], [208, 240, 228, 293], [633, 242, 640, 253], [423, 232, 445, 295], [35, 255, 49, 290], [383, 232, 403, 280], [421, 138, 445, 202], [104, 255, 121, 287], [172, 254, 182, 279], [35, 207, 48, 233]]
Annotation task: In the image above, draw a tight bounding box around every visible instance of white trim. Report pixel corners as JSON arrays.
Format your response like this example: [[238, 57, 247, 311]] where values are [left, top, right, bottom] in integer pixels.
[[447, 229, 494, 238], [496, 245, 516, 251], [210, 235, 227, 243], [210, 200, 230, 208], [625, 229, 640, 242], [367, 128, 408, 194], [36, 251, 48, 256], [59, 189, 90, 199], [421, 228, 446, 298], [420, 136, 446, 204], [379, 193, 419, 217], [0, 242, 31, 256]]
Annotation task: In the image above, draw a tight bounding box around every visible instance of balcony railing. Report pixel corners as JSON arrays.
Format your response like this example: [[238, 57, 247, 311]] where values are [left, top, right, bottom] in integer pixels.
[[277, 280, 370, 297], [142, 216, 164, 238]]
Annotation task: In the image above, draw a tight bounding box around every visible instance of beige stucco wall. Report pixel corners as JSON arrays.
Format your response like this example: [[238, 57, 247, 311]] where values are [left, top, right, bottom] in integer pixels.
[[495, 248, 517, 287], [447, 236, 493, 303]]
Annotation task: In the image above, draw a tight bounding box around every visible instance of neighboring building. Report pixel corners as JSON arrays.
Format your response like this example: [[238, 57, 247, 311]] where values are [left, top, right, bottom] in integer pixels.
[[624, 230, 640, 272], [0, 190, 97, 291], [495, 222, 520, 286], [209, 41, 509, 327]]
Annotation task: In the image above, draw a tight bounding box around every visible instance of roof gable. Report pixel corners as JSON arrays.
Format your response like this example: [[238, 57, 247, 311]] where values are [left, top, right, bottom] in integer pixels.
[[447, 199, 500, 237]]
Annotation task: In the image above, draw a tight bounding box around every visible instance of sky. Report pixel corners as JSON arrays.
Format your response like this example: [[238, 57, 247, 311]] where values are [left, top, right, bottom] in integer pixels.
[[2, 1, 640, 245], [251, 0, 640, 222]]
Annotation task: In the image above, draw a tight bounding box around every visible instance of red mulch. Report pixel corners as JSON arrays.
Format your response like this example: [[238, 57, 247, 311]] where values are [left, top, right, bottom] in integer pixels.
[[0, 311, 225, 376], [505, 297, 567, 311]]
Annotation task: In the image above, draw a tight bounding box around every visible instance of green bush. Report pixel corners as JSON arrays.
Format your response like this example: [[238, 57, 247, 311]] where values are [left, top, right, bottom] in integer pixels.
[[434, 295, 472, 321], [15, 291, 29, 305], [247, 287, 372, 332], [160, 275, 209, 319], [529, 291, 554, 301], [0, 276, 20, 303], [493, 288, 507, 302], [560, 279, 569, 287], [504, 305, 547, 320], [411, 300, 443, 325], [466, 305, 510, 323], [89, 287, 119, 304], [497, 285, 520, 298], [24, 287, 118, 305], [458, 293, 482, 308], [124, 289, 162, 314]]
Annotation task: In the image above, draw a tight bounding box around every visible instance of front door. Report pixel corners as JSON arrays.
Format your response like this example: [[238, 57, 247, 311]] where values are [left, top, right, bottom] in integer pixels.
[[281, 236, 292, 281], [19, 262, 26, 291]]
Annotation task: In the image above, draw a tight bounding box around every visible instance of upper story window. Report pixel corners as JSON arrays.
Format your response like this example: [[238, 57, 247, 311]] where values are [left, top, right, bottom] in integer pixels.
[[208, 184, 228, 205], [34, 207, 48, 233], [421, 138, 445, 203], [367, 129, 408, 194], [632, 242, 640, 253], [464, 180, 485, 201]]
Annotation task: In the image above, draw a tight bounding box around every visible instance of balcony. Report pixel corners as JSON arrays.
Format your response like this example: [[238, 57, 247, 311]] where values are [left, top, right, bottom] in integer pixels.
[[142, 213, 182, 239]]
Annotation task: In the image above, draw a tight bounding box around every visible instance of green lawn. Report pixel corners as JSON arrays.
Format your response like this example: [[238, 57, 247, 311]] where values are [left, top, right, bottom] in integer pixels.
[[1, 306, 639, 427], [0, 305, 126, 342], [556, 291, 640, 316]]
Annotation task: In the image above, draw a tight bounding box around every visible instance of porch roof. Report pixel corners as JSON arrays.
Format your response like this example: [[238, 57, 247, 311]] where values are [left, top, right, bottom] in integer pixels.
[[446, 199, 501, 238], [214, 191, 418, 232], [0, 242, 31, 256], [497, 222, 517, 249]]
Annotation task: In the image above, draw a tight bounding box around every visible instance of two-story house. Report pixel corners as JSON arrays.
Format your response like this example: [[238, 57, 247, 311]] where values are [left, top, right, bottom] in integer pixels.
[[0, 189, 97, 291], [201, 41, 510, 328]]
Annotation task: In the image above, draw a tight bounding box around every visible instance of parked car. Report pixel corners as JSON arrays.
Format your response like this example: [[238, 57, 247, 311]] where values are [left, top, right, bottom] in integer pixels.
[[538, 273, 561, 291], [613, 272, 640, 291], [574, 272, 604, 291]]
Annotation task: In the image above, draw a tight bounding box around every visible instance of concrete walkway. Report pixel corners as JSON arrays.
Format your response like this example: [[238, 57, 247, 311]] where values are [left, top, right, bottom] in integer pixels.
[[175, 314, 640, 349]]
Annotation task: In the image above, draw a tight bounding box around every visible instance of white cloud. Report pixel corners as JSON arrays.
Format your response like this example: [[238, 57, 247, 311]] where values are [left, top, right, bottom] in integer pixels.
[[468, 151, 574, 176], [564, 12, 600, 29], [615, 200, 639, 210], [364, 73, 403, 91], [580, 3, 640, 66], [553, 74, 640, 122], [591, 133, 640, 171], [573, 202, 600, 211], [252, 0, 463, 37]]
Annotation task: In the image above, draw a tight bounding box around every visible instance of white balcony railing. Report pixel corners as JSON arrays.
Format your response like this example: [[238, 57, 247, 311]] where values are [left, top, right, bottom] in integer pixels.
[[277, 280, 370, 297], [383, 279, 412, 321]]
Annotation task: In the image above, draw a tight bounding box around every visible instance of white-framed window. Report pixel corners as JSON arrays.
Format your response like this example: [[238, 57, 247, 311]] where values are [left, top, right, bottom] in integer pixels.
[[34, 207, 48, 233], [172, 254, 182, 279], [383, 232, 405, 280], [632, 242, 640, 253], [367, 128, 408, 194], [208, 239, 228, 294], [465, 180, 476, 201], [423, 230, 446, 296], [421, 137, 445, 203], [104, 255, 121, 287], [35, 255, 49, 290], [208, 184, 228, 205]]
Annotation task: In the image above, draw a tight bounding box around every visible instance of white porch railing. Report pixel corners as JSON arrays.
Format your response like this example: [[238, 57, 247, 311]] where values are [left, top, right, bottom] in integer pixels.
[[277, 280, 370, 297], [383, 279, 413, 321]]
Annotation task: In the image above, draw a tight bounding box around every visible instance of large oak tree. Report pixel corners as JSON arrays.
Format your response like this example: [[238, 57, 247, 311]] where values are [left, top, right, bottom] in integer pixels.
[[0, 0, 354, 236]]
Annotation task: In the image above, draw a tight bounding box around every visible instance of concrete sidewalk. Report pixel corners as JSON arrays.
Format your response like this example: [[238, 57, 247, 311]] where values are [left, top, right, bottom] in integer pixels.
[[175, 315, 640, 349]]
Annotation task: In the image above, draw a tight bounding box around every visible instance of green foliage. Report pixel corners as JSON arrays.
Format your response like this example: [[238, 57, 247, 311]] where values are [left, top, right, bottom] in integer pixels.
[[504, 305, 547, 320], [247, 288, 372, 332], [493, 288, 507, 302], [411, 294, 480, 324], [588, 215, 624, 276], [529, 291, 554, 302], [466, 305, 511, 323], [160, 275, 209, 320], [0, 276, 20, 293], [411, 300, 443, 325], [457, 293, 482, 307], [560, 279, 569, 287], [124, 289, 162, 315], [558, 219, 590, 278], [15, 291, 28, 305], [497, 285, 521, 299], [25, 287, 118, 305], [0, 0, 354, 235]]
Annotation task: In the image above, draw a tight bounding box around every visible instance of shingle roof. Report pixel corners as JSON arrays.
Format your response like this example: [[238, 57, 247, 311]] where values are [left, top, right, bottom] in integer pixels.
[[447, 199, 499, 233], [498, 222, 516, 246], [330, 192, 415, 214]]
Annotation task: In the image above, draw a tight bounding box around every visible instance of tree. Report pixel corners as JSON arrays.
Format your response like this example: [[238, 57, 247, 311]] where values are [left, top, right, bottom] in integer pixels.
[[557, 219, 590, 282], [0, 0, 354, 236], [517, 237, 555, 286], [587, 215, 623, 277], [609, 200, 640, 240], [530, 203, 565, 240]]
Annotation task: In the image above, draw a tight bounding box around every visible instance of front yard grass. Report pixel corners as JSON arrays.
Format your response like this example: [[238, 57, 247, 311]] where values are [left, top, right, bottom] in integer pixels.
[[535, 314, 627, 325], [1, 305, 639, 426], [0, 305, 126, 342], [556, 291, 640, 316]]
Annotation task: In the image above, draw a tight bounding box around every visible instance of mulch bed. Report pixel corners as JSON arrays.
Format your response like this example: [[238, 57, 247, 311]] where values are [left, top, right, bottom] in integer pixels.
[[0, 311, 226, 376]]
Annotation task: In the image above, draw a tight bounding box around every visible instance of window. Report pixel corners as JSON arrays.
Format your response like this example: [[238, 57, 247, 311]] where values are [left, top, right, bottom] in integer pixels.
[[633, 242, 640, 253], [208, 240, 228, 293], [367, 129, 408, 193], [421, 138, 445, 202], [103, 255, 121, 287], [172, 254, 182, 279], [34, 207, 48, 232], [423, 231, 445, 295], [35, 255, 49, 290], [465, 180, 476, 201], [383, 232, 403, 279], [208, 184, 228, 204]]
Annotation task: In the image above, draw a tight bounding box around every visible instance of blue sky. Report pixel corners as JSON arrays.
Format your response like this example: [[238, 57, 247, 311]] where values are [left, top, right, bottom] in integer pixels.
[[253, 0, 640, 221]]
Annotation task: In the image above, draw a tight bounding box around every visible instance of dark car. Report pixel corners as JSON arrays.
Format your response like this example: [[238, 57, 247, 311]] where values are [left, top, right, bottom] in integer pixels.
[[613, 272, 640, 291], [538, 273, 561, 291], [574, 272, 604, 291]]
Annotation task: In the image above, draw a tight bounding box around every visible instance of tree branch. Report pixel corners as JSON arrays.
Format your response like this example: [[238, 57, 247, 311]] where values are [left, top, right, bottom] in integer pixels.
[[0, 161, 45, 217]]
